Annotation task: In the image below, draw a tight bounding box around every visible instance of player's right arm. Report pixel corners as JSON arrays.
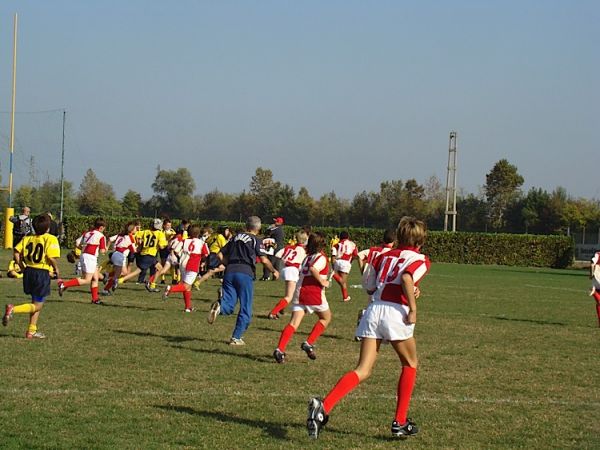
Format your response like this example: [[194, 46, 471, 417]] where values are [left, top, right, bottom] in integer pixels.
[[402, 273, 417, 325]]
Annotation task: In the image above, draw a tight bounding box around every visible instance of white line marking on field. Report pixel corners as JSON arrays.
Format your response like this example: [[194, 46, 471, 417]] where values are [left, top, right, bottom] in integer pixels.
[[524, 284, 587, 293], [2, 388, 598, 408]]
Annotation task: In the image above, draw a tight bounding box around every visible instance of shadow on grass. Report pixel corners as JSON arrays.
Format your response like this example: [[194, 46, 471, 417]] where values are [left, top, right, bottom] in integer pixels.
[[488, 268, 586, 277], [112, 329, 206, 343], [254, 326, 347, 340], [154, 404, 356, 440], [100, 303, 163, 311], [169, 343, 274, 363], [491, 316, 567, 326]]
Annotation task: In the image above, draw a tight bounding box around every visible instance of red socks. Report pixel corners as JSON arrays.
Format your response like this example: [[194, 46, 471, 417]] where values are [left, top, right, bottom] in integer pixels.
[[183, 291, 192, 310], [307, 321, 326, 345], [277, 324, 296, 352], [342, 287, 348, 299], [170, 284, 187, 293], [104, 278, 114, 291], [332, 273, 342, 284], [395, 366, 417, 424], [91, 286, 99, 301], [270, 299, 288, 316], [323, 371, 360, 414], [63, 278, 80, 288]]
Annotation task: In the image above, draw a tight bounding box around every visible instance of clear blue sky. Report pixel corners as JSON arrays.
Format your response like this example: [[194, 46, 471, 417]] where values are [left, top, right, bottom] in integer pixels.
[[0, 0, 597, 201]]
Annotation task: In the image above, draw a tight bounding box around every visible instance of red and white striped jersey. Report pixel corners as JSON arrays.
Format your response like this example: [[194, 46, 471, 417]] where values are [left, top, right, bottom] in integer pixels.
[[179, 237, 209, 273], [332, 239, 358, 261], [275, 244, 307, 268], [364, 247, 430, 306], [168, 235, 185, 257], [297, 252, 329, 306], [592, 252, 600, 265], [114, 233, 136, 256], [80, 229, 107, 257]]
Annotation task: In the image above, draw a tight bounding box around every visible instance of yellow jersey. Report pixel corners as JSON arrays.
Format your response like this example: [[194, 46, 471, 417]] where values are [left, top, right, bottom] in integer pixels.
[[207, 233, 228, 254], [15, 233, 60, 272], [139, 229, 167, 256]]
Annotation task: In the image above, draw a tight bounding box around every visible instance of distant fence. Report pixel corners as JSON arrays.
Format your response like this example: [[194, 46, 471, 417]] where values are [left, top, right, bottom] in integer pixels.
[[572, 229, 599, 261]]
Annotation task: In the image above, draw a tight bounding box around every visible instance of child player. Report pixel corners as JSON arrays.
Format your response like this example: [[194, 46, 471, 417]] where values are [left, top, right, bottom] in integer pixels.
[[3, 214, 60, 339], [330, 231, 358, 302], [103, 221, 137, 294], [163, 225, 209, 312], [268, 230, 308, 319], [58, 218, 107, 304], [306, 217, 430, 439], [590, 250, 600, 327], [273, 232, 330, 363]]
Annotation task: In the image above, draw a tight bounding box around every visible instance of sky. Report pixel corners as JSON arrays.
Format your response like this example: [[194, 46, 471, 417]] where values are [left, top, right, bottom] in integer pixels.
[[0, 0, 597, 202]]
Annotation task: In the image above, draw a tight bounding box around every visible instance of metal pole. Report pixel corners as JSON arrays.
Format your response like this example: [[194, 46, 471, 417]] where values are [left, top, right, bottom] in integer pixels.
[[59, 110, 66, 224], [8, 13, 18, 207]]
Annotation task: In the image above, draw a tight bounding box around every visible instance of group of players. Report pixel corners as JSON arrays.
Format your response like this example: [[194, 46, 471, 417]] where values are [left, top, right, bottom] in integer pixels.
[[4, 212, 598, 440]]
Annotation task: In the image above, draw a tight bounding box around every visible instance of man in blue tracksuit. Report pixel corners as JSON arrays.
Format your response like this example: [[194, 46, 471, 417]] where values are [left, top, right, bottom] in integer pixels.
[[207, 216, 279, 345]]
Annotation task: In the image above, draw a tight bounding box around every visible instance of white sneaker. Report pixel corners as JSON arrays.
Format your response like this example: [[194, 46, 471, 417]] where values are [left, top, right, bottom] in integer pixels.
[[229, 337, 245, 346], [207, 301, 221, 324]]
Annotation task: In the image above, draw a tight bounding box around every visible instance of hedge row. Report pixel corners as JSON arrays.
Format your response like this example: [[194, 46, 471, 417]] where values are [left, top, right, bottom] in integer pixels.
[[62, 215, 574, 268]]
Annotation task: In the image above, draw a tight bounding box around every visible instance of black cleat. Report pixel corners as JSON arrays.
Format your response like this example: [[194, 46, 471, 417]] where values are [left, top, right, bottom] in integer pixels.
[[307, 397, 328, 439], [300, 341, 317, 360], [273, 348, 286, 364], [391, 418, 419, 438]]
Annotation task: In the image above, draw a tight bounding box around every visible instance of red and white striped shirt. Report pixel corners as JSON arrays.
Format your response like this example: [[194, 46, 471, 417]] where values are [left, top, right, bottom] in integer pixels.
[[332, 239, 358, 261], [179, 237, 209, 273], [364, 247, 430, 306], [275, 244, 307, 268], [81, 229, 107, 257], [297, 252, 329, 306], [114, 233, 136, 256]]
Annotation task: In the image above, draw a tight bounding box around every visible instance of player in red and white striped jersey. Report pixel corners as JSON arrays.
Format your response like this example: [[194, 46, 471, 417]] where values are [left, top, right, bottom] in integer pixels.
[[103, 222, 138, 294], [331, 231, 358, 302], [307, 217, 430, 439], [590, 251, 600, 327], [163, 225, 210, 312], [268, 230, 309, 319], [273, 232, 331, 363], [58, 218, 107, 304]]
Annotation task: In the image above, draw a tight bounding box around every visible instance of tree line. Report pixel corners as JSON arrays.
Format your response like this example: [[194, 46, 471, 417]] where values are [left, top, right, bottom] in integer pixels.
[[2, 160, 599, 235]]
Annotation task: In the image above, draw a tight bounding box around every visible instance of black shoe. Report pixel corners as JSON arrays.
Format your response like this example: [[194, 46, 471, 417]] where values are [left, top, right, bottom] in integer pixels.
[[259, 277, 270, 281], [273, 348, 286, 364], [300, 341, 317, 360], [391, 418, 419, 437], [307, 397, 328, 439]]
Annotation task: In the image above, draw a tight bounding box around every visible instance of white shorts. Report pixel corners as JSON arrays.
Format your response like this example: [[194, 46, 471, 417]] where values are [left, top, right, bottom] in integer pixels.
[[180, 268, 198, 285], [334, 259, 352, 274], [355, 301, 414, 341], [111, 251, 127, 268], [291, 299, 330, 315], [592, 266, 600, 290], [80, 254, 99, 274], [166, 253, 179, 267], [281, 266, 300, 282]]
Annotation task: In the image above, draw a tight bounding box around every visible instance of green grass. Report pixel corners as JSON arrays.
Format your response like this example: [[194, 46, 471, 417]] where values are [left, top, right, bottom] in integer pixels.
[[0, 248, 598, 449]]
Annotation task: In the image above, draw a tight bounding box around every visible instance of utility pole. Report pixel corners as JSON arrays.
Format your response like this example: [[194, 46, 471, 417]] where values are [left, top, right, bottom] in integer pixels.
[[59, 110, 66, 225], [444, 131, 458, 232]]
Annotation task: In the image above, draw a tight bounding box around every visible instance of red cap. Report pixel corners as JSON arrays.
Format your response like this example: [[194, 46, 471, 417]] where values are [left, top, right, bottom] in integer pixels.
[[274, 217, 284, 225]]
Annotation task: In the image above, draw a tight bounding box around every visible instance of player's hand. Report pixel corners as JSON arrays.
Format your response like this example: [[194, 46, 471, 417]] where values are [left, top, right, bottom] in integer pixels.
[[406, 310, 417, 325], [414, 286, 421, 299], [322, 279, 330, 288], [272, 270, 280, 280]]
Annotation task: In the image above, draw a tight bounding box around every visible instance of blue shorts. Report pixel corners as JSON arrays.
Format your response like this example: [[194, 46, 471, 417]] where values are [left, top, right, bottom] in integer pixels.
[[206, 253, 222, 271], [23, 267, 51, 301], [136, 254, 157, 271]]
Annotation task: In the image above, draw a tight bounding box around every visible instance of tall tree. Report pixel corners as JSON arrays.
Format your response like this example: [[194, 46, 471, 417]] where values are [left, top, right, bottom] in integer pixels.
[[77, 169, 121, 216], [484, 159, 524, 230], [151, 167, 196, 217], [121, 190, 143, 216]]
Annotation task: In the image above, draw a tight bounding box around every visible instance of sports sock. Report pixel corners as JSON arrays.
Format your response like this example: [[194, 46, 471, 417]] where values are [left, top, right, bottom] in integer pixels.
[[342, 287, 348, 299], [149, 274, 156, 284], [63, 278, 80, 288], [270, 299, 288, 316], [307, 321, 326, 345], [27, 323, 37, 334], [170, 284, 187, 293], [277, 324, 296, 352], [183, 291, 192, 310], [395, 366, 417, 424], [595, 295, 600, 327], [332, 273, 342, 284], [13, 303, 36, 314], [104, 278, 114, 291], [91, 286, 99, 301], [323, 371, 360, 414]]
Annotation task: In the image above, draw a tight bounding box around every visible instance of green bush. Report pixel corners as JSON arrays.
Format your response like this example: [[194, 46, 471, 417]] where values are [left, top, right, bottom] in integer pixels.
[[62, 216, 574, 268]]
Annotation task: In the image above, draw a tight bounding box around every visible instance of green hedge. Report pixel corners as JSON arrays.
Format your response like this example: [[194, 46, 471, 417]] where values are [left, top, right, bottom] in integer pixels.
[[62, 216, 574, 268]]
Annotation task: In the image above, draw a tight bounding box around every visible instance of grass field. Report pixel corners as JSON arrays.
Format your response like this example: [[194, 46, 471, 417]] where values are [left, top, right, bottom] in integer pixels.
[[0, 248, 599, 449]]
